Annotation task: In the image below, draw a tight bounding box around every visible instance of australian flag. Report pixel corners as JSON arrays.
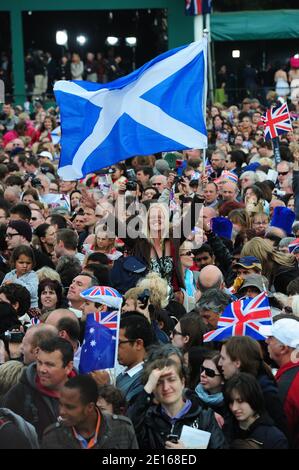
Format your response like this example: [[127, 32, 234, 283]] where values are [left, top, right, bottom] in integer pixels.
[[185, 0, 212, 16], [203, 292, 272, 342], [54, 39, 207, 180], [79, 310, 119, 373], [260, 102, 292, 140]]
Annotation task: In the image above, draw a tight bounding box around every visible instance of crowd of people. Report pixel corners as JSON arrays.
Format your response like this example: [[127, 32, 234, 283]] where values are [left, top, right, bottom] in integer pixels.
[[0, 49, 125, 101], [0, 87, 299, 450]]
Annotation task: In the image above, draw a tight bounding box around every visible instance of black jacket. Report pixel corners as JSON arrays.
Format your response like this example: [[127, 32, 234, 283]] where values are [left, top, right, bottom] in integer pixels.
[[229, 413, 288, 449], [130, 390, 227, 449], [41, 411, 139, 449], [258, 373, 288, 436], [2, 363, 60, 440], [31, 247, 55, 271], [206, 231, 235, 287]]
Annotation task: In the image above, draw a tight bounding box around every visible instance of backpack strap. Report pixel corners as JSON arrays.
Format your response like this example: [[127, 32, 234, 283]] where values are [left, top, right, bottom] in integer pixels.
[[277, 366, 299, 404]]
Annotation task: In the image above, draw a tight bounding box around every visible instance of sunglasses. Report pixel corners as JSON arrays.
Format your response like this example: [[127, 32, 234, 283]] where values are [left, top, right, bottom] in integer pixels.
[[200, 366, 221, 378], [283, 306, 293, 314], [278, 171, 289, 176], [180, 251, 193, 256]]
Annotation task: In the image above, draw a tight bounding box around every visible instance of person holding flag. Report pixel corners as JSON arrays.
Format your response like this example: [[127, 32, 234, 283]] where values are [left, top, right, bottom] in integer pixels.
[[78, 286, 122, 375], [260, 101, 293, 165]]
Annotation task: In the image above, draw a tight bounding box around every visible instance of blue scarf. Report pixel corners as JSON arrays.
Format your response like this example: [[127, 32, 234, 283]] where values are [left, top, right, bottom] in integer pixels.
[[184, 269, 196, 297], [195, 384, 224, 406]]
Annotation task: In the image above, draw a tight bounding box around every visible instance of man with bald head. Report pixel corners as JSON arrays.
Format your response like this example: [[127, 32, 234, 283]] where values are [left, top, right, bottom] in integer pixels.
[[20, 324, 58, 365], [46, 309, 81, 369], [197, 265, 225, 294]]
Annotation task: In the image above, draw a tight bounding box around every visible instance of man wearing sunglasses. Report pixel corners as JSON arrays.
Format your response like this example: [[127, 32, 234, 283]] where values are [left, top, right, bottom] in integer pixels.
[[277, 161, 292, 189]]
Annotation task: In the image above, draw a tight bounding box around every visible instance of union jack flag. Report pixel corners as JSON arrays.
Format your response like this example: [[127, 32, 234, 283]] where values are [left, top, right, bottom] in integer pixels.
[[203, 291, 272, 342], [185, 0, 212, 16], [260, 103, 293, 140], [93, 310, 118, 332], [203, 156, 212, 176]]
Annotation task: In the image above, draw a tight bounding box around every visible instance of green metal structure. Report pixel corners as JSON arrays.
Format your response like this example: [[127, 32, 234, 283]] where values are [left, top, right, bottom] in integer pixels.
[[2, 2, 299, 102], [0, 0, 195, 103]]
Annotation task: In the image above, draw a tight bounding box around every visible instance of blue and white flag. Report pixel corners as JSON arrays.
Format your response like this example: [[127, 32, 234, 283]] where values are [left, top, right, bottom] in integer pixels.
[[50, 126, 61, 145], [54, 39, 208, 180]]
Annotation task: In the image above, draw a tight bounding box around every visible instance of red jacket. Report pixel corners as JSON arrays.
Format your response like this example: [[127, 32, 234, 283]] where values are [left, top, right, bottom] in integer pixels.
[[276, 361, 299, 447]]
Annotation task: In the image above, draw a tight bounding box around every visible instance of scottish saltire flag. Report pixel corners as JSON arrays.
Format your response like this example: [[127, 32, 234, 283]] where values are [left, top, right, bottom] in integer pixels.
[[50, 126, 61, 145], [203, 292, 272, 342], [54, 40, 207, 180], [79, 311, 120, 373], [185, 0, 212, 16], [260, 103, 292, 140]]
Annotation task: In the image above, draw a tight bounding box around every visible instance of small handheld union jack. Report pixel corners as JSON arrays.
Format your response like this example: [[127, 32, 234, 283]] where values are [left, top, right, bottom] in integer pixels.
[[260, 102, 292, 140], [203, 291, 273, 342]]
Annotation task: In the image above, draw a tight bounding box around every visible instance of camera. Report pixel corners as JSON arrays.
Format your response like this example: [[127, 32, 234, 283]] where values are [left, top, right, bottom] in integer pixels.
[[24, 173, 43, 188], [0, 331, 24, 343], [126, 181, 137, 191], [273, 188, 286, 197], [174, 176, 182, 184], [166, 434, 179, 443], [137, 289, 150, 308], [31, 177, 42, 188], [95, 168, 116, 175]]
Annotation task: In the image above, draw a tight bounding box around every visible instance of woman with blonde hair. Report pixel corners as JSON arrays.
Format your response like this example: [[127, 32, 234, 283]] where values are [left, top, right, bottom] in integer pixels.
[[137, 272, 169, 310], [241, 237, 299, 293], [0, 361, 26, 401]]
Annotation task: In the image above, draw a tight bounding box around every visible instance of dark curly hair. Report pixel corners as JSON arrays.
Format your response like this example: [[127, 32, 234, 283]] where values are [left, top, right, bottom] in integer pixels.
[[38, 278, 64, 310]]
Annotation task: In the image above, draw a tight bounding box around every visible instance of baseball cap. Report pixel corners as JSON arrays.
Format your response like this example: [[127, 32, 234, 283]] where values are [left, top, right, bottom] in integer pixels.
[[260, 318, 299, 349], [235, 256, 262, 271], [38, 151, 53, 162]]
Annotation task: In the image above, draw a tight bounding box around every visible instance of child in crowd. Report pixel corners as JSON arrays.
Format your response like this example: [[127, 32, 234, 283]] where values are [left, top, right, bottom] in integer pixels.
[[1, 245, 39, 308]]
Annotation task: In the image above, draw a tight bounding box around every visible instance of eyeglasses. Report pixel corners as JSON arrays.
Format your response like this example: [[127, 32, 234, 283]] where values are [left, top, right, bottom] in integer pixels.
[[172, 329, 185, 337], [180, 251, 193, 256], [5, 232, 19, 239], [253, 221, 267, 225], [278, 171, 289, 176], [118, 339, 135, 345], [200, 366, 221, 378]]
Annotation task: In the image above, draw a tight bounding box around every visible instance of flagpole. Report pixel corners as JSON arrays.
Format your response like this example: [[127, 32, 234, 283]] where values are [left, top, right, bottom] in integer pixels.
[[272, 137, 281, 165], [202, 29, 209, 177]]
